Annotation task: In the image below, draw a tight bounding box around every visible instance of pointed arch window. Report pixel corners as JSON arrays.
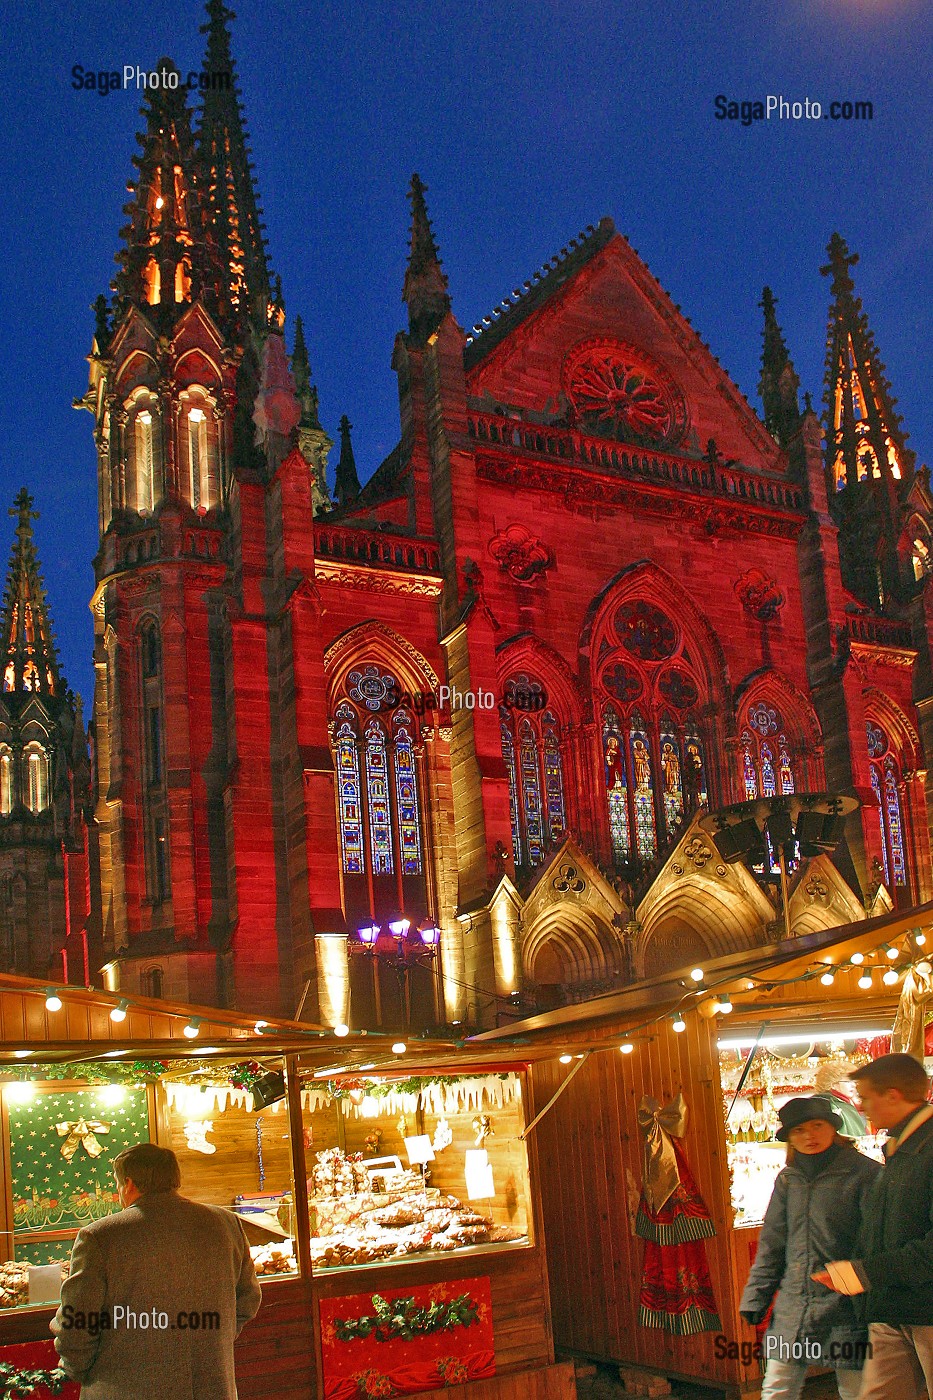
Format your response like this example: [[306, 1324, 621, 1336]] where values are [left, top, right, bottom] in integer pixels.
[[129, 395, 162, 515], [866, 719, 908, 889], [0, 745, 12, 815], [659, 717, 684, 837], [331, 674, 427, 888], [188, 408, 208, 510], [136, 411, 155, 513], [498, 682, 566, 868], [740, 702, 800, 800], [629, 713, 657, 860], [24, 742, 48, 814]]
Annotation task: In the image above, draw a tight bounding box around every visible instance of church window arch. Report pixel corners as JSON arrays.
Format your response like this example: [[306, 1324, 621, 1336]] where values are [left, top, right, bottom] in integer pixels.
[[866, 718, 908, 889], [594, 600, 709, 868], [739, 700, 798, 799], [331, 667, 428, 917], [180, 388, 218, 512], [498, 673, 566, 868], [0, 745, 12, 815], [911, 519, 932, 582], [138, 618, 168, 904], [127, 390, 163, 515], [23, 742, 48, 814]]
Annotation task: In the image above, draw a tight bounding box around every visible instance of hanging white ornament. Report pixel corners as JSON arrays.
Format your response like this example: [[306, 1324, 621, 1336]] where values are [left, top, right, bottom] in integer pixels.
[[184, 1119, 216, 1154], [432, 1117, 453, 1152]]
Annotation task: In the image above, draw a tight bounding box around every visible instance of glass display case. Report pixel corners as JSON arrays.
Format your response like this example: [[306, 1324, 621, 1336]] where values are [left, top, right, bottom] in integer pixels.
[[300, 1070, 531, 1270]]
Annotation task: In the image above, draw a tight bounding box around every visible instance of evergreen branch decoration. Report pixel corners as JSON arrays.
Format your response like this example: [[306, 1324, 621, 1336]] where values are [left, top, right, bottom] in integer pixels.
[[324, 1073, 509, 1102], [333, 1292, 480, 1344], [0, 1061, 168, 1086], [0, 1362, 69, 1399]]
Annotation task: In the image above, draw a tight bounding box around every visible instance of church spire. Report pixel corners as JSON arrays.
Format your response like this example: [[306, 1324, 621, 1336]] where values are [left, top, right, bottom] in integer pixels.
[[758, 286, 801, 449], [0, 490, 62, 699], [113, 59, 222, 322], [197, 0, 272, 329], [292, 315, 321, 431], [821, 232, 913, 494], [402, 174, 451, 345], [291, 317, 333, 514], [334, 415, 361, 507]]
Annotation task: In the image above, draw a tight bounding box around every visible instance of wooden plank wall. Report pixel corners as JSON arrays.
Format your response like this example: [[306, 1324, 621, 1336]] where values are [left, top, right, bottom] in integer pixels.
[[528, 1014, 756, 1392], [159, 1093, 295, 1205], [415, 1360, 576, 1400]]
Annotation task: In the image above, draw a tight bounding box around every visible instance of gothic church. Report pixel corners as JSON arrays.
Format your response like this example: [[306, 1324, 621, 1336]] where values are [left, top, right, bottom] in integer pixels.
[[2, 0, 931, 1032]]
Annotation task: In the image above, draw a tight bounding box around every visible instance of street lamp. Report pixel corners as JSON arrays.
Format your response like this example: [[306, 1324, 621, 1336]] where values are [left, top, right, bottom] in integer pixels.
[[699, 793, 859, 939], [351, 918, 441, 1028]]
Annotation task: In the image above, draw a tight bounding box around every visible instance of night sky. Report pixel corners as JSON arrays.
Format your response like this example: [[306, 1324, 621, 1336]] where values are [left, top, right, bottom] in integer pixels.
[[0, 0, 929, 706]]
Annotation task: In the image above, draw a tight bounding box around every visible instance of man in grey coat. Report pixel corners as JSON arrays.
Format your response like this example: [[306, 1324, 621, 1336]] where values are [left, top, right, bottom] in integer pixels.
[[50, 1142, 262, 1400]]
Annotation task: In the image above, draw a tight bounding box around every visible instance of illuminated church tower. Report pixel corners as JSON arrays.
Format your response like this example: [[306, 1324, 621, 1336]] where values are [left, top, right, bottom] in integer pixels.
[[0, 490, 92, 979]]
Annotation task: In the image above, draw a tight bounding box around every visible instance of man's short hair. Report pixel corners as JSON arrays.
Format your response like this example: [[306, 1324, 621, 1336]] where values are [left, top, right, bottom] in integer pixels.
[[114, 1143, 181, 1194], [853, 1052, 931, 1103]]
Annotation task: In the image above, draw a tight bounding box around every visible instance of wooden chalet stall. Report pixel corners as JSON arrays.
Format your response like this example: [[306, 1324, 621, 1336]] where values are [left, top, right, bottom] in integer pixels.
[[0, 974, 574, 1400], [471, 902, 933, 1398]]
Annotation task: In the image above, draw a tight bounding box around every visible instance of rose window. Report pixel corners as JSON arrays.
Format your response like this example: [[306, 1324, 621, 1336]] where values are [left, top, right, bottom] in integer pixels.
[[613, 601, 677, 662], [563, 339, 687, 447]]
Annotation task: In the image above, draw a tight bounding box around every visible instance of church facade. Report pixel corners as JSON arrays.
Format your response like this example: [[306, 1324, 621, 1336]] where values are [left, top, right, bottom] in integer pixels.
[[4, 2, 932, 1031]]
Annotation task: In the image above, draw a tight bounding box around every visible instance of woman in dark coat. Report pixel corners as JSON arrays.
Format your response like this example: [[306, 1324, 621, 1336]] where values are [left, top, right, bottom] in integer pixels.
[[739, 1095, 880, 1400]]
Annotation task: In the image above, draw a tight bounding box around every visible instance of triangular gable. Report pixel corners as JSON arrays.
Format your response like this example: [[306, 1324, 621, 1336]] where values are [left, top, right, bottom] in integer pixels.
[[465, 220, 781, 470]]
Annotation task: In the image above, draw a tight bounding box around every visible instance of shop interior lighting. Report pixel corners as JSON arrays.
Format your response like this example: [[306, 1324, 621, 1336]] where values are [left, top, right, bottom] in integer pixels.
[[719, 1029, 891, 1051], [850, 952, 865, 965], [559, 1054, 573, 1064], [883, 967, 900, 986], [717, 994, 733, 1014], [914, 930, 927, 947], [109, 1000, 129, 1023], [690, 967, 704, 982], [333, 1023, 350, 1038], [44, 989, 63, 1012], [391, 1041, 406, 1055], [183, 1018, 201, 1039], [672, 1014, 686, 1033], [619, 1041, 635, 1055], [885, 945, 899, 960], [820, 968, 836, 986], [4, 1081, 35, 1102], [13, 1050, 32, 1059], [254, 1020, 269, 1034], [858, 970, 873, 990]]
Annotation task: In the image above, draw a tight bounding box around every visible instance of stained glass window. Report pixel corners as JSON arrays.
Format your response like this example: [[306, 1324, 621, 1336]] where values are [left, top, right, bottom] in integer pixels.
[[501, 717, 522, 866], [364, 720, 394, 874], [742, 731, 758, 800], [760, 742, 776, 797], [543, 712, 566, 845], [683, 728, 708, 807], [335, 703, 363, 875], [884, 757, 906, 887], [603, 704, 631, 862], [779, 737, 794, 795], [519, 719, 545, 865], [870, 764, 890, 887], [629, 714, 657, 860], [392, 712, 422, 875], [658, 718, 683, 837]]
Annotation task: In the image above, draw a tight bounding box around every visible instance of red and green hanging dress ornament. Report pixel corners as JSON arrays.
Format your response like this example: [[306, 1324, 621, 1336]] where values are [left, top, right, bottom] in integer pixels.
[[635, 1092, 721, 1336]]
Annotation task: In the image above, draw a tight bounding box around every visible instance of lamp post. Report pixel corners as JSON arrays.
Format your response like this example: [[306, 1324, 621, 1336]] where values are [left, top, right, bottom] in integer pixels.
[[699, 792, 859, 940], [350, 918, 442, 1028]]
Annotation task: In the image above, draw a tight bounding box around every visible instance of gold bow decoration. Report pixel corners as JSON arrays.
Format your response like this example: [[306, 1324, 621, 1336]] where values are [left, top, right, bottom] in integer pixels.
[[636, 1092, 687, 1213], [55, 1118, 111, 1161]]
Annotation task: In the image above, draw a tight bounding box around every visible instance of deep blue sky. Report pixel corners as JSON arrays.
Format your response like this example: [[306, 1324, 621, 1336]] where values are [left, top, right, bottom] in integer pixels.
[[0, 0, 929, 706]]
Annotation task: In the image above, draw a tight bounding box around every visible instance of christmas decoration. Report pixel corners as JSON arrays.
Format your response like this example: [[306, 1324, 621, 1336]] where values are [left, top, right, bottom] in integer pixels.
[[0, 1361, 69, 1398], [183, 1119, 216, 1154], [471, 1115, 493, 1148], [431, 1119, 452, 1153], [333, 1292, 479, 1343], [54, 1119, 110, 1162], [363, 1129, 383, 1156], [635, 1094, 721, 1336]]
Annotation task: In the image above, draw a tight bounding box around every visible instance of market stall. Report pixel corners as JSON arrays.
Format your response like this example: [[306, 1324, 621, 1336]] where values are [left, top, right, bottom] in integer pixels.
[[0, 973, 573, 1400], [471, 901, 933, 1398]]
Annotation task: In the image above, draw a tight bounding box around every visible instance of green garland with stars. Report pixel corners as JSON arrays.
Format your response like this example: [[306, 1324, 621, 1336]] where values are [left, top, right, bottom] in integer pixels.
[[0, 1362, 69, 1399], [333, 1292, 479, 1343]]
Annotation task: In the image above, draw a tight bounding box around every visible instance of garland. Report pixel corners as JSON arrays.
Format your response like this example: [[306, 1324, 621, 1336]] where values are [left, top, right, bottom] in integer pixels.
[[334, 1292, 479, 1344], [228, 1061, 265, 1091], [0, 1062, 168, 1085], [0, 1363, 69, 1399], [324, 1073, 509, 1102]]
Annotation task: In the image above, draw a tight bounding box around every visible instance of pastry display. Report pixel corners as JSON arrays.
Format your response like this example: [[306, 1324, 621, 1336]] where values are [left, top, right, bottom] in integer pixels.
[[250, 1241, 297, 1276], [0, 1258, 71, 1310], [306, 1148, 522, 1268]]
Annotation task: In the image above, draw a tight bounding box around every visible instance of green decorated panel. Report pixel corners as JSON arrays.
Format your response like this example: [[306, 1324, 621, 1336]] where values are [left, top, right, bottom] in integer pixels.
[[13, 1236, 77, 1266], [9, 1086, 150, 1247]]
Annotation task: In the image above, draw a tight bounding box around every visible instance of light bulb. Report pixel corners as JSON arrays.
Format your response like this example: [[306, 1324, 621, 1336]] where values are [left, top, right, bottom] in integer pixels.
[[717, 995, 733, 1015], [183, 1019, 200, 1039], [917, 961, 932, 977], [883, 967, 899, 986], [254, 1020, 269, 1034], [886, 946, 899, 960], [45, 990, 63, 1012], [851, 952, 865, 966], [915, 932, 927, 947], [672, 1015, 686, 1033], [4, 1081, 35, 1102], [98, 1084, 126, 1106], [334, 1023, 350, 1038], [559, 1054, 573, 1064], [690, 968, 704, 982], [110, 1000, 128, 1023], [391, 1042, 406, 1055], [858, 971, 873, 990], [619, 1041, 634, 1055], [820, 970, 835, 987]]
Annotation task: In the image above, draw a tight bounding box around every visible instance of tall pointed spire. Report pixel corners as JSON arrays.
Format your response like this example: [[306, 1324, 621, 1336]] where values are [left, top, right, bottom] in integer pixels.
[[113, 59, 223, 322], [334, 416, 361, 507], [402, 174, 451, 344], [758, 287, 801, 449], [291, 317, 333, 513], [821, 232, 913, 494], [0, 490, 62, 699], [197, 0, 272, 329], [291, 315, 320, 430]]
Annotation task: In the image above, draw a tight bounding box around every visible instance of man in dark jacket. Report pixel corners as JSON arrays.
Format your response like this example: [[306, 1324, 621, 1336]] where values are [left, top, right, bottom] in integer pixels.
[[816, 1052, 933, 1400], [50, 1142, 262, 1400]]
